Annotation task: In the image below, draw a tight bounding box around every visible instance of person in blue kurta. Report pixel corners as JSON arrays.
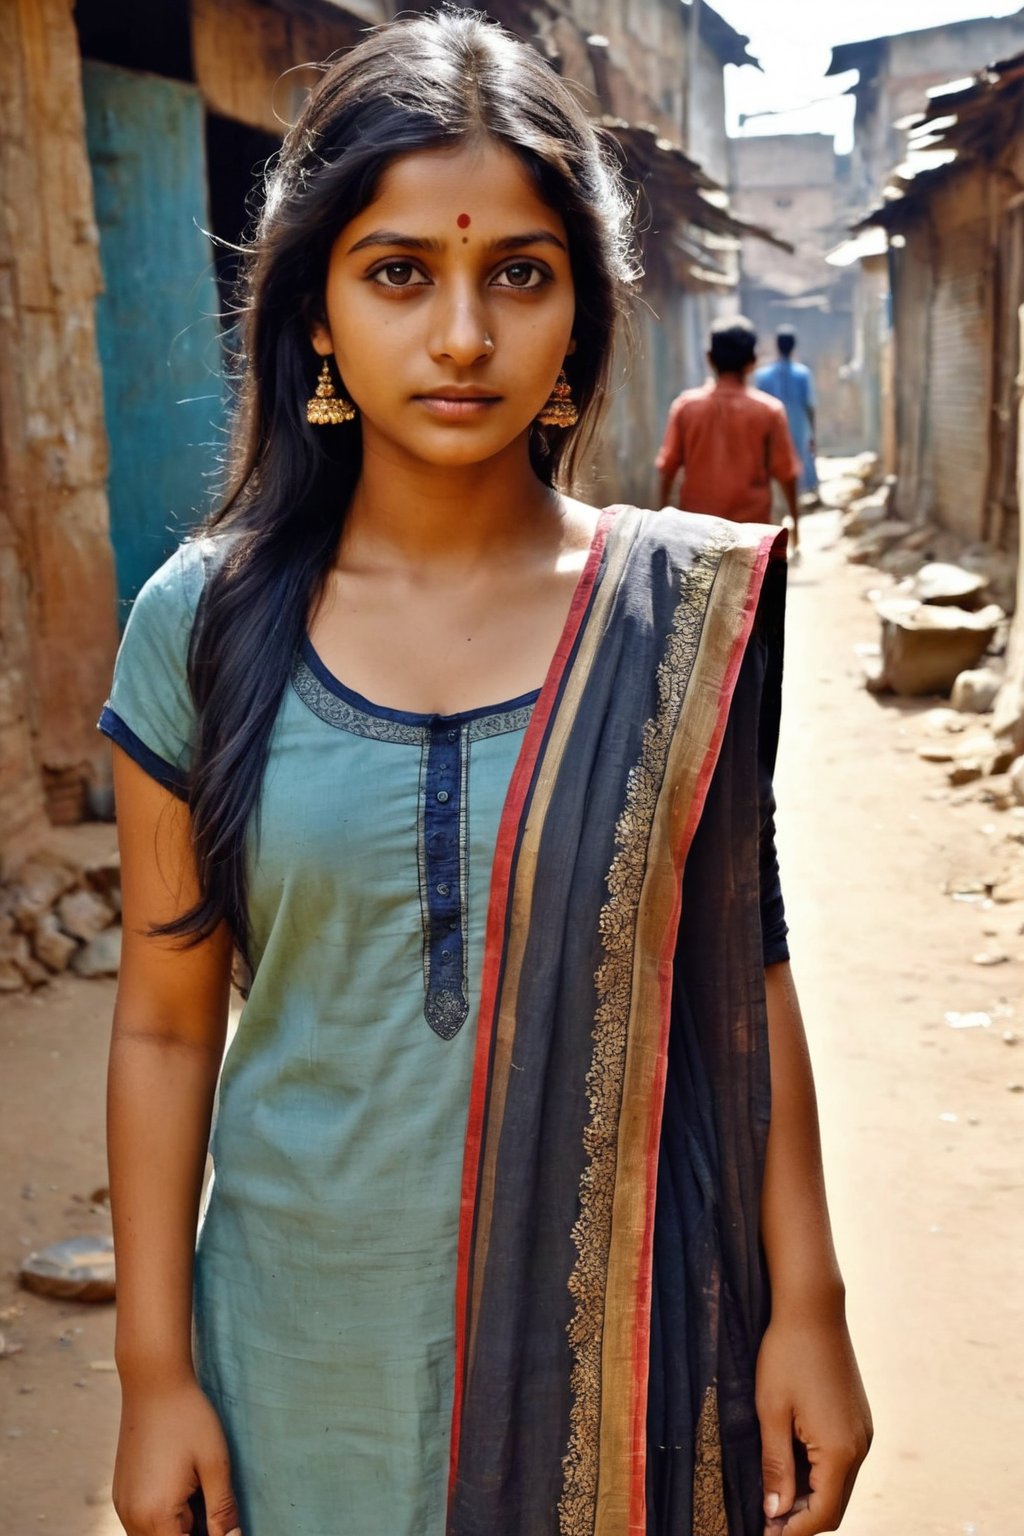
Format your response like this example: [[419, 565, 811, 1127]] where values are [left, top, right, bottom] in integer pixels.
[[755, 327, 819, 497], [100, 14, 871, 1536]]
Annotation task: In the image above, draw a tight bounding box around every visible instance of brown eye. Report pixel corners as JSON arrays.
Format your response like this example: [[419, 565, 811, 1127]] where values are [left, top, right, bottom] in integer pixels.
[[494, 262, 545, 290], [370, 262, 427, 288]]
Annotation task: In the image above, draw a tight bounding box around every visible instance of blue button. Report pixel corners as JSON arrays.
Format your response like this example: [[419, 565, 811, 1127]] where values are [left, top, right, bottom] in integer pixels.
[[436, 790, 450, 804], [441, 950, 451, 963], [447, 729, 458, 742], [437, 882, 450, 897]]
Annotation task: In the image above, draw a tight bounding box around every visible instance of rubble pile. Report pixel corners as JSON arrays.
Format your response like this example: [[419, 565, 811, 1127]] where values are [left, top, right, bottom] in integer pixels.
[[831, 461, 1024, 822], [0, 835, 121, 993]]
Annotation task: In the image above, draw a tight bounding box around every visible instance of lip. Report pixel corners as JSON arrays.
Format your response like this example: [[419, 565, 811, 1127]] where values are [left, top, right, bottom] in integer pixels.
[[416, 385, 503, 400], [415, 390, 502, 420]]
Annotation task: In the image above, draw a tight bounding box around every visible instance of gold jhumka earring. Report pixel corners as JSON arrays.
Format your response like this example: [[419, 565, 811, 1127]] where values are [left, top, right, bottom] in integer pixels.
[[536, 368, 578, 428], [306, 358, 356, 425]]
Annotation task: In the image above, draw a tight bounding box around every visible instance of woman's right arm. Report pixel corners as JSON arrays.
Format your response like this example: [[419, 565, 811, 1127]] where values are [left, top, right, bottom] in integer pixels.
[[108, 745, 242, 1536]]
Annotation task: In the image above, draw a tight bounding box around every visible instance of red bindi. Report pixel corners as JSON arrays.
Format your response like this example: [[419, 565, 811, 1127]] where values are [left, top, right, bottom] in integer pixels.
[[456, 213, 471, 229]]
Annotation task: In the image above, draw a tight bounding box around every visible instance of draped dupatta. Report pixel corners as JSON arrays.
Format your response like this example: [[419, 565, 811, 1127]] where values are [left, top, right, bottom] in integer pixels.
[[448, 506, 787, 1536]]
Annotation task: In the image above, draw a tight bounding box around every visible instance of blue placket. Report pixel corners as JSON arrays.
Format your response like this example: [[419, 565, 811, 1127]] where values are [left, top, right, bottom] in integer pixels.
[[421, 718, 470, 1040]]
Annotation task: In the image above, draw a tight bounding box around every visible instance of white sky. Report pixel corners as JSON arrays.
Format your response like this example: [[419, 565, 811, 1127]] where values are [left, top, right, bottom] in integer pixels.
[[701, 0, 1023, 152]]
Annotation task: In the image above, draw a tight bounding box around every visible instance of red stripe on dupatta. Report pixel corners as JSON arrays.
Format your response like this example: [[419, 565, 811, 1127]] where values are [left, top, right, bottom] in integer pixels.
[[448, 506, 617, 1501]]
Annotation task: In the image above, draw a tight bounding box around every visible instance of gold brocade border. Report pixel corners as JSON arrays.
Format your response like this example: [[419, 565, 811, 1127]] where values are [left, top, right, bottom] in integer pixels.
[[558, 537, 727, 1536], [694, 1384, 729, 1536]]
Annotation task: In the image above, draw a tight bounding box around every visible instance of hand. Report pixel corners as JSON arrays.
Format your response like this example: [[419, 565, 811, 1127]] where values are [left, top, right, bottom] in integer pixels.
[[755, 1311, 872, 1535], [113, 1375, 242, 1536]]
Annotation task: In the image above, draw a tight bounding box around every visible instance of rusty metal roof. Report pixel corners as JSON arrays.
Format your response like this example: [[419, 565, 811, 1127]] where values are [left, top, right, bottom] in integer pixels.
[[602, 117, 792, 256], [857, 47, 1024, 230], [827, 8, 1024, 79]]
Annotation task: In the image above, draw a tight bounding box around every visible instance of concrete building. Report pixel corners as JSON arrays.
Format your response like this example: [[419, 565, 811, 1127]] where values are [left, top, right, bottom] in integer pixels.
[[732, 134, 860, 453], [827, 8, 1024, 218], [0, 0, 767, 880]]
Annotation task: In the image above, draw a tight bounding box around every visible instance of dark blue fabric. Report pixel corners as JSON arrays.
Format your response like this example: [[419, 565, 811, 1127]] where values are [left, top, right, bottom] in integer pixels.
[[98, 704, 189, 800], [422, 719, 469, 1039]]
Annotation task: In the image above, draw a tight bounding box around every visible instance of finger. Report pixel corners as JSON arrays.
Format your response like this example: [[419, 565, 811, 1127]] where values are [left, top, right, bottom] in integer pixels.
[[197, 1455, 242, 1536], [759, 1411, 798, 1530], [780, 1457, 845, 1535]]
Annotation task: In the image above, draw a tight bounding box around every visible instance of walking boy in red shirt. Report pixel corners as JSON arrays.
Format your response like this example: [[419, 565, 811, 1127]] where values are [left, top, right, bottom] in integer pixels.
[[656, 316, 803, 551]]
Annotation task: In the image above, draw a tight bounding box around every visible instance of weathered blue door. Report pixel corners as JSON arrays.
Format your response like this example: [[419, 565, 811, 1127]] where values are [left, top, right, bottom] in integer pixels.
[[83, 61, 225, 610]]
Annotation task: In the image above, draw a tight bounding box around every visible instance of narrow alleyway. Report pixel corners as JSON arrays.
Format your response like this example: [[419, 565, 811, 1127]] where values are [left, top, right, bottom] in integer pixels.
[[776, 507, 1024, 1536], [1, 503, 1022, 1536]]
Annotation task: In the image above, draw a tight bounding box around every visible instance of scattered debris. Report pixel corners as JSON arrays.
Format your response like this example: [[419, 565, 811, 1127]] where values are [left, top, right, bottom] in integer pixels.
[[972, 952, 1009, 967], [1010, 756, 1024, 806], [910, 562, 989, 609], [847, 520, 914, 565], [944, 1012, 992, 1030], [868, 600, 1005, 697], [951, 668, 1003, 714], [19, 1236, 115, 1303], [70, 926, 122, 979]]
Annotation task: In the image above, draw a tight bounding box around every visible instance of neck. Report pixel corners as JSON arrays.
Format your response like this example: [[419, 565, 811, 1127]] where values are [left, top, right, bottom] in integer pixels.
[[340, 428, 562, 573]]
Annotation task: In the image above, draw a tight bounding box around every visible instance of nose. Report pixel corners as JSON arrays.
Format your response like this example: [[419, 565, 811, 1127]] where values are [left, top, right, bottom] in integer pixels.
[[428, 279, 494, 368]]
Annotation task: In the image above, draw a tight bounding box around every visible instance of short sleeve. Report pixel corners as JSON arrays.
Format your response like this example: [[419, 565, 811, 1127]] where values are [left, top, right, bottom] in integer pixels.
[[767, 405, 802, 485], [98, 540, 212, 798], [655, 399, 684, 480]]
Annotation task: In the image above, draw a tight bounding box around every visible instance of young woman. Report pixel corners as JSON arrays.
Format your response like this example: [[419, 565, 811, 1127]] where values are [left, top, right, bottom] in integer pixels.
[[101, 12, 871, 1536]]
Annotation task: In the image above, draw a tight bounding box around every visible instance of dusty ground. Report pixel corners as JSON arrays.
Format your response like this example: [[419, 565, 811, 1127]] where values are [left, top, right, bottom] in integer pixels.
[[1, 504, 1022, 1536]]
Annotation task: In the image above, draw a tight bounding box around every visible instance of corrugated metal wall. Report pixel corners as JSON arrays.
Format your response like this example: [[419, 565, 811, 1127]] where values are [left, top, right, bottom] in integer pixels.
[[925, 207, 994, 540], [986, 200, 1024, 550], [890, 222, 933, 522]]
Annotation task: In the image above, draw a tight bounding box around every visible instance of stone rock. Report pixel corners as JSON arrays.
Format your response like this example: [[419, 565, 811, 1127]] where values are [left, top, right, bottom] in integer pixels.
[[10, 857, 78, 933], [851, 451, 881, 485], [948, 760, 985, 786], [875, 601, 1004, 698], [901, 524, 940, 553], [993, 873, 1024, 904], [1011, 756, 1024, 806], [946, 730, 1017, 779], [843, 490, 890, 536], [0, 929, 34, 991], [19, 1235, 115, 1303], [922, 707, 968, 733], [32, 912, 78, 973], [70, 925, 121, 977], [57, 888, 115, 943], [847, 520, 913, 565], [878, 547, 924, 579], [84, 850, 121, 902], [951, 668, 1002, 714], [992, 741, 1017, 774], [979, 775, 1017, 810], [819, 474, 866, 511], [911, 562, 989, 609], [918, 743, 956, 763]]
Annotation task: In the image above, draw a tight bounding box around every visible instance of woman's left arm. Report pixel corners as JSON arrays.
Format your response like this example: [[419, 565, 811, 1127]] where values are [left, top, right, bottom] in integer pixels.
[[757, 960, 873, 1536]]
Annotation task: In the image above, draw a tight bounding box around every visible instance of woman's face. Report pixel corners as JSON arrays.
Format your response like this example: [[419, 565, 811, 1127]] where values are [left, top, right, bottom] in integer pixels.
[[311, 139, 576, 471]]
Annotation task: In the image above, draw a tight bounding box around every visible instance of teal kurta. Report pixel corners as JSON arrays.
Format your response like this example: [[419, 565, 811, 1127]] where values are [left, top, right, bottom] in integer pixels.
[[100, 540, 534, 1535]]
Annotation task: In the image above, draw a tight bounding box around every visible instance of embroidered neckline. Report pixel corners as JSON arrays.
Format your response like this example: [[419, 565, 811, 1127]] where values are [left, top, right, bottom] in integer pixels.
[[296, 637, 540, 732]]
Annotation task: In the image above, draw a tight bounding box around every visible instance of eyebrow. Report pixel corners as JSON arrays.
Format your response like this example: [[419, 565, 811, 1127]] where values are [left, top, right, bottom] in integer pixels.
[[346, 228, 568, 255]]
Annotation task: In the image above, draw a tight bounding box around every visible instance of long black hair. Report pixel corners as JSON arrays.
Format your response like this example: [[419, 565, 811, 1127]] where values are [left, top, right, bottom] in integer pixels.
[[162, 7, 637, 959]]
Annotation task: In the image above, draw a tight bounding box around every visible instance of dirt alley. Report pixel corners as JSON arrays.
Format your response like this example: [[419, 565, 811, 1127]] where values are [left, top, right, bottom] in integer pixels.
[[1, 506, 1022, 1535]]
